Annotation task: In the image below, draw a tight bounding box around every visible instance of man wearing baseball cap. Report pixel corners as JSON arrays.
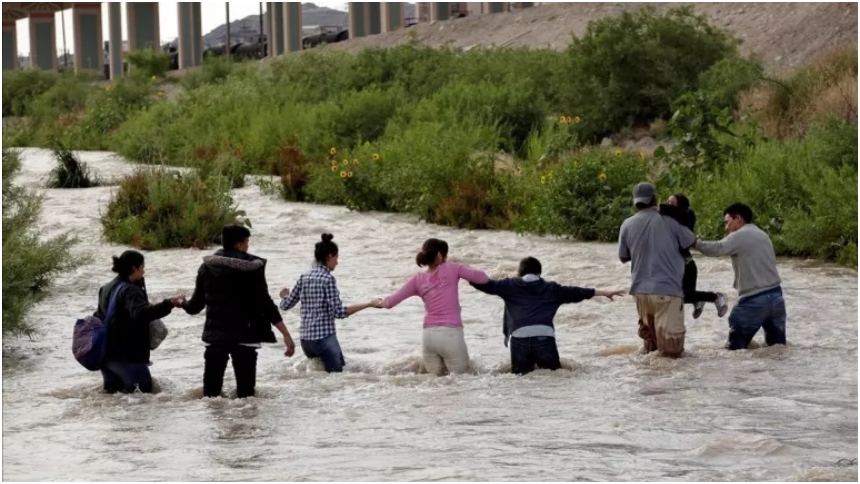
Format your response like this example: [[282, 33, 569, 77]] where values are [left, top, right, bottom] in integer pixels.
[[618, 182, 696, 357]]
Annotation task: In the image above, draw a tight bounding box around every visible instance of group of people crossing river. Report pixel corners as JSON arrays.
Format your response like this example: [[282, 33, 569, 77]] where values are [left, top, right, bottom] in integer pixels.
[[90, 182, 786, 397]]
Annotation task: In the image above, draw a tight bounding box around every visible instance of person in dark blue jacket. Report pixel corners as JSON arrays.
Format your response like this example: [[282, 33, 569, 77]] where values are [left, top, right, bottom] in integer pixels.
[[471, 257, 625, 375]]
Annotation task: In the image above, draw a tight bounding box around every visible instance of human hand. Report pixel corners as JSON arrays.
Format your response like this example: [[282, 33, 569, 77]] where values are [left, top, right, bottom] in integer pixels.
[[283, 333, 296, 357], [170, 295, 187, 307], [369, 298, 384, 309], [596, 288, 625, 301], [279, 287, 291, 298]]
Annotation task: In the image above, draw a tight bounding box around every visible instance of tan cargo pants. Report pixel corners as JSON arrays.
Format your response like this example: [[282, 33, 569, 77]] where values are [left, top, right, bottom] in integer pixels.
[[634, 295, 686, 357]]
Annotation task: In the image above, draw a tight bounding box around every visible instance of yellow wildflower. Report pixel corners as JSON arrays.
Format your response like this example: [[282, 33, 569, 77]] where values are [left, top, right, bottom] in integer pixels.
[[353, 159, 359, 166], [330, 147, 337, 155], [342, 159, 349, 166], [331, 165, 337, 172], [558, 115, 567, 124], [574, 116, 581, 124], [598, 171, 607, 181], [157, 91, 164, 97], [639, 151, 646, 160], [347, 171, 354, 178], [372, 153, 380, 161], [151, 75, 157, 81], [540, 176, 546, 185], [340, 171, 347, 178], [615, 149, 622, 157]]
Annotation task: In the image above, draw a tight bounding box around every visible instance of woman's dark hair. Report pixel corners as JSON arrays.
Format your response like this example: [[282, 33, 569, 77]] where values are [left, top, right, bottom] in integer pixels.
[[416, 238, 449, 267], [111, 250, 145, 277], [314, 233, 339, 263], [672, 194, 691, 211]]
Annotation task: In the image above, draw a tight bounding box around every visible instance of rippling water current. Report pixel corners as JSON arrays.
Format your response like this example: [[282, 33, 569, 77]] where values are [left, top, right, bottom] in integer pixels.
[[2, 149, 857, 481]]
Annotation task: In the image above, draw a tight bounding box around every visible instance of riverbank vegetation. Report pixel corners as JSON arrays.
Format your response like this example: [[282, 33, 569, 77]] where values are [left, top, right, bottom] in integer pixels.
[[2, 7, 856, 265]]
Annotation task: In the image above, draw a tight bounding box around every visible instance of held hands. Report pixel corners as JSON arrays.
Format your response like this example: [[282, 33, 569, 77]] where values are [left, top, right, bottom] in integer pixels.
[[279, 287, 291, 299], [369, 298, 384, 309], [169, 295, 187, 307], [595, 288, 626, 301]]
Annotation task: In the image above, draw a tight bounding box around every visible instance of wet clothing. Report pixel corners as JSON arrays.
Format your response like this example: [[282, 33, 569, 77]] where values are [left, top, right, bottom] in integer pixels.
[[101, 360, 153, 394], [95, 277, 173, 364], [383, 262, 490, 328], [471, 274, 595, 375], [279, 265, 348, 341], [184, 249, 282, 398], [203, 344, 258, 398], [184, 249, 281, 345], [635, 294, 686, 357], [618, 208, 695, 298], [659, 204, 720, 305], [696, 224, 782, 299], [727, 287, 787, 350], [422, 326, 470, 375], [301, 334, 346, 373]]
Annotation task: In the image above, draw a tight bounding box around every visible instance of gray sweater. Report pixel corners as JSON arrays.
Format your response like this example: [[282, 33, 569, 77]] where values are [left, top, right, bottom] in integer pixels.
[[695, 224, 782, 298]]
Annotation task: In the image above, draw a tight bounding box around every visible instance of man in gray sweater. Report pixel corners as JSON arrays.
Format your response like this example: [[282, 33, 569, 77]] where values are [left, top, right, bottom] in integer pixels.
[[695, 203, 786, 350]]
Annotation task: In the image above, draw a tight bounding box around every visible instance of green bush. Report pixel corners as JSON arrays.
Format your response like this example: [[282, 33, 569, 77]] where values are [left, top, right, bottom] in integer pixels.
[[180, 56, 244, 91], [558, 6, 741, 141], [684, 118, 857, 264], [516, 149, 649, 241], [47, 142, 99, 188], [2, 150, 85, 336], [101, 168, 248, 250], [699, 56, 764, 110], [125, 49, 171, 78], [2, 69, 61, 117], [80, 77, 154, 149]]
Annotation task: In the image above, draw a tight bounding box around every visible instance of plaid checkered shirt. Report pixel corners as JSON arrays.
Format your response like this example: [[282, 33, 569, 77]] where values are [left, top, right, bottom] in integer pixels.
[[279, 265, 348, 341]]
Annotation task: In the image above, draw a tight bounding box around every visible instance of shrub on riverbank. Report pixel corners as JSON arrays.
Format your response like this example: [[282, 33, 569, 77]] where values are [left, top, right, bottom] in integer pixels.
[[47, 142, 99, 188], [101, 169, 247, 250], [2, 150, 86, 337]]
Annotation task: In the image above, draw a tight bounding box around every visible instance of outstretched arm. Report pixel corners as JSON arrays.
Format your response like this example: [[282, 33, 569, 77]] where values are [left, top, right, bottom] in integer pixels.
[[696, 232, 741, 257], [279, 277, 302, 311], [183, 266, 207, 315], [457, 264, 490, 285], [382, 276, 418, 309]]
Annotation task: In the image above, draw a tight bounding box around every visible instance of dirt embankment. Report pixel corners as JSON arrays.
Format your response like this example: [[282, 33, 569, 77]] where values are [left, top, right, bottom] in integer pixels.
[[328, 2, 857, 73]]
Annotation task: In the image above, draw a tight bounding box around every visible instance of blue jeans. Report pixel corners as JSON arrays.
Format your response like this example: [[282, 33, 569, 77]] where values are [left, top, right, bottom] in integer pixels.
[[101, 360, 153, 394], [727, 287, 787, 350], [301, 334, 345, 373], [510, 336, 561, 375]]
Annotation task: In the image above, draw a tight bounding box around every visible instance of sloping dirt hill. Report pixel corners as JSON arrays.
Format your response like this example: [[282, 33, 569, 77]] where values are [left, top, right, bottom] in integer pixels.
[[328, 2, 857, 73]]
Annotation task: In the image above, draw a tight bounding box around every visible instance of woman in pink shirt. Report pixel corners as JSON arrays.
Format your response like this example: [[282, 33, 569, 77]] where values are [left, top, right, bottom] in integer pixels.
[[376, 238, 489, 375]]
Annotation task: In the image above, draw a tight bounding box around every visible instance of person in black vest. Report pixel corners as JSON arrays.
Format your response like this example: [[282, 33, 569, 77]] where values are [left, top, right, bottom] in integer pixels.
[[470, 257, 624, 375], [97, 250, 186, 394], [183, 225, 296, 398]]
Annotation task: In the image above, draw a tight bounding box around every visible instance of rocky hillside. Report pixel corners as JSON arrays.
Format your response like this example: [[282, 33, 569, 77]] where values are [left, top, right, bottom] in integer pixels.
[[328, 2, 858, 73]]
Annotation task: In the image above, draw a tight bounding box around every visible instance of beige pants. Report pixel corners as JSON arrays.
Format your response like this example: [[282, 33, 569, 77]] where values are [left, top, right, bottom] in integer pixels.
[[634, 295, 686, 357], [422, 326, 470, 376]]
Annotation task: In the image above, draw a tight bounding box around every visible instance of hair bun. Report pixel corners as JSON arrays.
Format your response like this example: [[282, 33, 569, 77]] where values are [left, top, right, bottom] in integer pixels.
[[110, 256, 121, 273], [322, 233, 334, 243]]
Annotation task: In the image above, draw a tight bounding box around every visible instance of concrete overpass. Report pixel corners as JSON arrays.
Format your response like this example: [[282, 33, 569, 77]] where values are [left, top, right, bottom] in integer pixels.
[[2, 2, 533, 78]]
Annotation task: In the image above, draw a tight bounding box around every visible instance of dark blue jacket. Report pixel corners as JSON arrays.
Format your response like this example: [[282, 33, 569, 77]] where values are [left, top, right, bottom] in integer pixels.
[[470, 277, 595, 345]]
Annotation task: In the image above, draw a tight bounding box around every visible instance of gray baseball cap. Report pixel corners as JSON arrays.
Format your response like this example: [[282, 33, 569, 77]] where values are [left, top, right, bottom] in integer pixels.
[[632, 182, 656, 205]]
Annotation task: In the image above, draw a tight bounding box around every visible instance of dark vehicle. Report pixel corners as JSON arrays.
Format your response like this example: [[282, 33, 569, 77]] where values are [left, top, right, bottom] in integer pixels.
[[302, 25, 349, 49]]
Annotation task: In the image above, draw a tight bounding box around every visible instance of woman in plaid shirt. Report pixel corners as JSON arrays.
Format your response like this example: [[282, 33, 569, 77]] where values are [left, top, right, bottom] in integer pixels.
[[279, 234, 380, 372]]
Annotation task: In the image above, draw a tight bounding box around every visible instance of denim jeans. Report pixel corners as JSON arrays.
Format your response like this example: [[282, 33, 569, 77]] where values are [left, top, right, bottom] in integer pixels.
[[301, 334, 345, 373], [510, 336, 561, 375], [727, 287, 787, 350], [101, 360, 153, 394], [203, 345, 258, 398]]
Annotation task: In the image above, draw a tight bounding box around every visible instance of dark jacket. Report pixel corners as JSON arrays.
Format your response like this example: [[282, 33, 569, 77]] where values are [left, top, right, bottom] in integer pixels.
[[660, 204, 697, 259], [470, 277, 595, 345], [95, 277, 174, 363], [183, 249, 281, 345]]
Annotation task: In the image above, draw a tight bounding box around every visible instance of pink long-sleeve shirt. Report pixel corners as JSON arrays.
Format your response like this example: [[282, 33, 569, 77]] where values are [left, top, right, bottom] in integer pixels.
[[383, 262, 489, 328]]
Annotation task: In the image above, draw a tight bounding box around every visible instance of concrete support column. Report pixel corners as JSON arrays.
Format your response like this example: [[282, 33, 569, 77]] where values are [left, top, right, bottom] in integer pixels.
[[127, 2, 160, 51], [348, 3, 382, 38], [514, 2, 534, 9], [29, 12, 57, 70], [177, 2, 202, 68], [429, 2, 451, 22], [73, 3, 103, 72], [2, 21, 18, 70], [482, 2, 507, 14], [108, 2, 122, 79], [283, 2, 303, 52], [380, 2, 405, 33], [266, 3, 284, 56]]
